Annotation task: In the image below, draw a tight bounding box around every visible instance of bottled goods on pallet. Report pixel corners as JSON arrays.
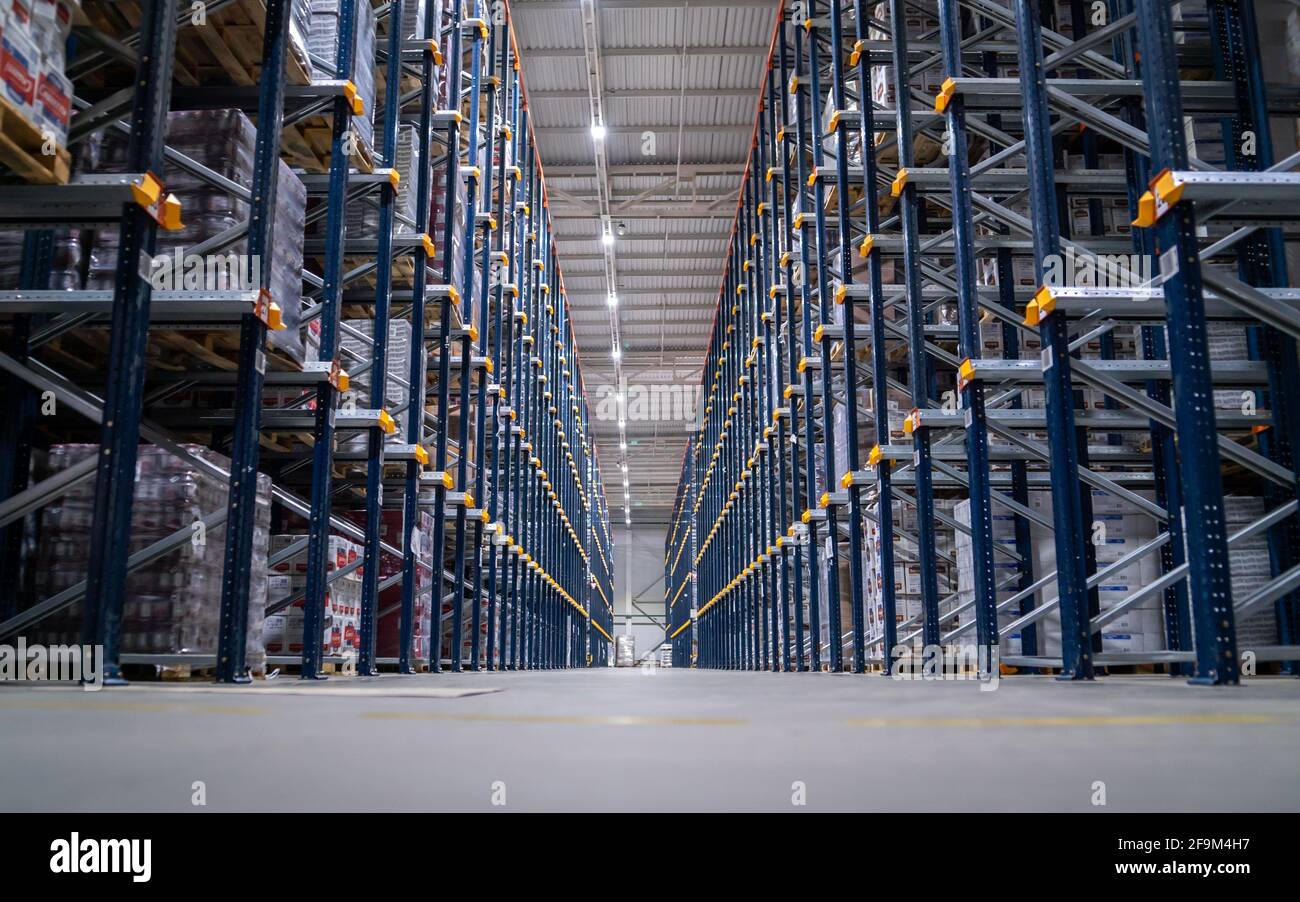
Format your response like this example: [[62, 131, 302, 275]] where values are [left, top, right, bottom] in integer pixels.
[[615, 634, 635, 667], [264, 533, 363, 660], [309, 0, 376, 158], [83, 109, 308, 363], [0, 227, 81, 289], [366, 508, 435, 663], [32, 444, 271, 672], [346, 125, 419, 236], [334, 318, 412, 447]]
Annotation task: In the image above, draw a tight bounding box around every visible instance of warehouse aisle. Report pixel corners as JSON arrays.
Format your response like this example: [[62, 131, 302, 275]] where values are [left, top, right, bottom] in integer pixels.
[[2, 671, 1298, 812]]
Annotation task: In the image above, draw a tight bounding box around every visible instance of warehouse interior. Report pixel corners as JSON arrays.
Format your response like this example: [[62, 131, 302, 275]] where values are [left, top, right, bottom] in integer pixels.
[[1, 0, 1299, 813]]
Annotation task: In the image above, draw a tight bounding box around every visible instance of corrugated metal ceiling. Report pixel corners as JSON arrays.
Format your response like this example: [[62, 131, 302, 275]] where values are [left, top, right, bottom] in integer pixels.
[[511, 0, 777, 520]]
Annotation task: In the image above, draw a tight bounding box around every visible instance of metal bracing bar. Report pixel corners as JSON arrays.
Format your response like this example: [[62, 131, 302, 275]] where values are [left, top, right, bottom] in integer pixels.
[[960, 0, 1126, 77], [983, 417, 1166, 520], [0, 349, 403, 562], [1, 508, 229, 642], [1069, 359, 1294, 488], [1089, 501, 1298, 634], [1234, 563, 1300, 622]]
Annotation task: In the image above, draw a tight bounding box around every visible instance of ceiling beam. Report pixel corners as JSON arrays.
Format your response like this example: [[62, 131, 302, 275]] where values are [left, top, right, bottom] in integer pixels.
[[566, 267, 721, 279], [530, 88, 756, 101], [515, 0, 777, 9], [549, 205, 736, 220], [520, 45, 768, 59], [536, 124, 751, 136], [560, 252, 725, 262], [543, 162, 746, 177]]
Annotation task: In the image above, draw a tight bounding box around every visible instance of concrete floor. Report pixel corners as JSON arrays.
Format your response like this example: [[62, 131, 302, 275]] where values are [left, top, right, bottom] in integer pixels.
[[1, 668, 1298, 811]]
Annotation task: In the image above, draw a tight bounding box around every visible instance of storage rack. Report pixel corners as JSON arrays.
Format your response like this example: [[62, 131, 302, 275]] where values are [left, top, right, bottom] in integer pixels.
[[0, 0, 614, 679], [666, 0, 1299, 682]]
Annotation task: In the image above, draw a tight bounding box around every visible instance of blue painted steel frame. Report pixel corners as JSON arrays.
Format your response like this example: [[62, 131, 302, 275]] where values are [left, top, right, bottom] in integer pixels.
[[80, 0, 181, 682]]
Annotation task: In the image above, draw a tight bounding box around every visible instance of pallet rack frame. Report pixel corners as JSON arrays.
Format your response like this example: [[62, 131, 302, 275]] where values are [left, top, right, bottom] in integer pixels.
[[667, 0, 1300, 681], [0, 0, 613, 679]]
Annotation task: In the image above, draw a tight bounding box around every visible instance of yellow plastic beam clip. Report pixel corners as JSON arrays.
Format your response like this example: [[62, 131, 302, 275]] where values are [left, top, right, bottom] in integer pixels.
[[890, 168, 909, 198], [859, 235, 875, 257], [329, 361, 349, 392], [868, 444, 885, 469], [1132, 190, 1157, 227], [1151, 168, 1186, 222], [253, 288, 276, 329], [159, 194, 183, 230], [342, 80, 364, 116], [413, 445, 429, 466], [934, 77, 958, 114], [378, 410, 397, 435], [957, 358, 977, 390], [1026, 285, 1056, 326], [849, 39, 866, 68], [840, 470, 855, 489], [421, 233, 436, 257]]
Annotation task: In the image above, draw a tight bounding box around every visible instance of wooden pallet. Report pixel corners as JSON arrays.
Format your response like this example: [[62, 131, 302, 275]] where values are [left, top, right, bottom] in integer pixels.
[[89, 0, 313, 88], [282, 121, 376, 174], [0, 96, 71, 185]]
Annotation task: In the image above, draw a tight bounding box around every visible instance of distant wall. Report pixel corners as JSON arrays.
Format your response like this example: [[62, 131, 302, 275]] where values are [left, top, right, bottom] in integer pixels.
[[613, 523, 669, 661]]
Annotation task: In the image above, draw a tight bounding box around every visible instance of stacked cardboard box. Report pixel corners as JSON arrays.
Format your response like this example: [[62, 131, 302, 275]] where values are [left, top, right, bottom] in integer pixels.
[[1222, 496, 1282, 648], [1, 0, 75, 147], [32, 444, 271, 672]]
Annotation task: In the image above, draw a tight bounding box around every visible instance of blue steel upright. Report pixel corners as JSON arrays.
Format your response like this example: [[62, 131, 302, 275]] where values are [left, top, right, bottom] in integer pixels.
[[1133, 0, 1238, 683], [217, 0, 294, 683], [301, 0, 361, 680], [80, 0, 181, 683]]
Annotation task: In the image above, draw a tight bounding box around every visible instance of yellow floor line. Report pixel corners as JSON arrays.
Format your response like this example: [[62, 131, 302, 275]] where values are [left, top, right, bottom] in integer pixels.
[[361, 711, 747, 727], [846, 713, 1297, 729]]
